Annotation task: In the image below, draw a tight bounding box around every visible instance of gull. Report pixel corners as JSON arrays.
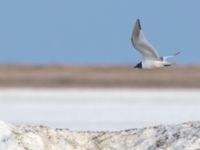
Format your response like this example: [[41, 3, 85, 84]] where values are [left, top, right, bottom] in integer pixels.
[[131, 19, 181, 69]]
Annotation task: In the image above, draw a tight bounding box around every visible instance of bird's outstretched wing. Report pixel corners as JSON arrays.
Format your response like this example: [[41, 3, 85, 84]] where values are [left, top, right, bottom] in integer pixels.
[[161, 51, 181, 61], [131, 19, 160, 60]]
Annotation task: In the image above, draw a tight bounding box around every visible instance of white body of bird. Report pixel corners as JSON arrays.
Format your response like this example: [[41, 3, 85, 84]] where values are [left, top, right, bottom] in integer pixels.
[[131, 19, 180, 69], [141, 60, 169, 69]]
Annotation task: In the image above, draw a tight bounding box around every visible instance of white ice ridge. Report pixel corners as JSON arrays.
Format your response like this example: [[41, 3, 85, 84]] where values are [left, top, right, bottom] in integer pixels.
[[1, 121, 200, 150]]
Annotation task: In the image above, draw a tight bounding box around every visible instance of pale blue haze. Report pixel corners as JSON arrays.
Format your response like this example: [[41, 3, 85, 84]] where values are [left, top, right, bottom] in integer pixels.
[[0, 0, 199, 64]]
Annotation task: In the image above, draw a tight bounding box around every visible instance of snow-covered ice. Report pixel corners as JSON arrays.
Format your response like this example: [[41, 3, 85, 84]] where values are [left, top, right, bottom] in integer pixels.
[[0, 88, 200, 131], [1, 121, 200, 150]]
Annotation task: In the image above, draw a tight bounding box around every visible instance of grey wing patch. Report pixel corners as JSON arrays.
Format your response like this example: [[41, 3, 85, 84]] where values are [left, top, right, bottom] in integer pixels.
[[131, 19, 160, 60], [131, 19, 141, 48]]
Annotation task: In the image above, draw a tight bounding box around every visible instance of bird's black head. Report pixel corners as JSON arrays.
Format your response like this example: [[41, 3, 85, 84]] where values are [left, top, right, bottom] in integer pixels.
[[134, 62, 142, 69]]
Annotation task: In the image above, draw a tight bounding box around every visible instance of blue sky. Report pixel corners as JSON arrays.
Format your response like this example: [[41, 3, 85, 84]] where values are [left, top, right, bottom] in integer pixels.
[[0, 0, 199, 65]]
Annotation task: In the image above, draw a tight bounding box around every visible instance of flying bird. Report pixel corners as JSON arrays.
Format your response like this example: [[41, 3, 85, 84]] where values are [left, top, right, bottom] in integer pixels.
[[131, 19, 181, 69]]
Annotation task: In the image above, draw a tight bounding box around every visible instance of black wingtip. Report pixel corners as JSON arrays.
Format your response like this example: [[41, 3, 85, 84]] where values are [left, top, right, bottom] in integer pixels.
[[174, 51, 181, 56], [137, 19, 141, 30]]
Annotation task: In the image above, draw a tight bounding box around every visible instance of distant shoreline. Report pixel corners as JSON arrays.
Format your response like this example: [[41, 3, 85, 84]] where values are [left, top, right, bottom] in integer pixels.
[[0, 64, 199, 88]]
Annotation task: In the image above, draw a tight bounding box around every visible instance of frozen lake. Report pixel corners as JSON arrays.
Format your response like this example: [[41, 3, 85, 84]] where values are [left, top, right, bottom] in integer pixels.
[[0, 88, 200, 131]]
